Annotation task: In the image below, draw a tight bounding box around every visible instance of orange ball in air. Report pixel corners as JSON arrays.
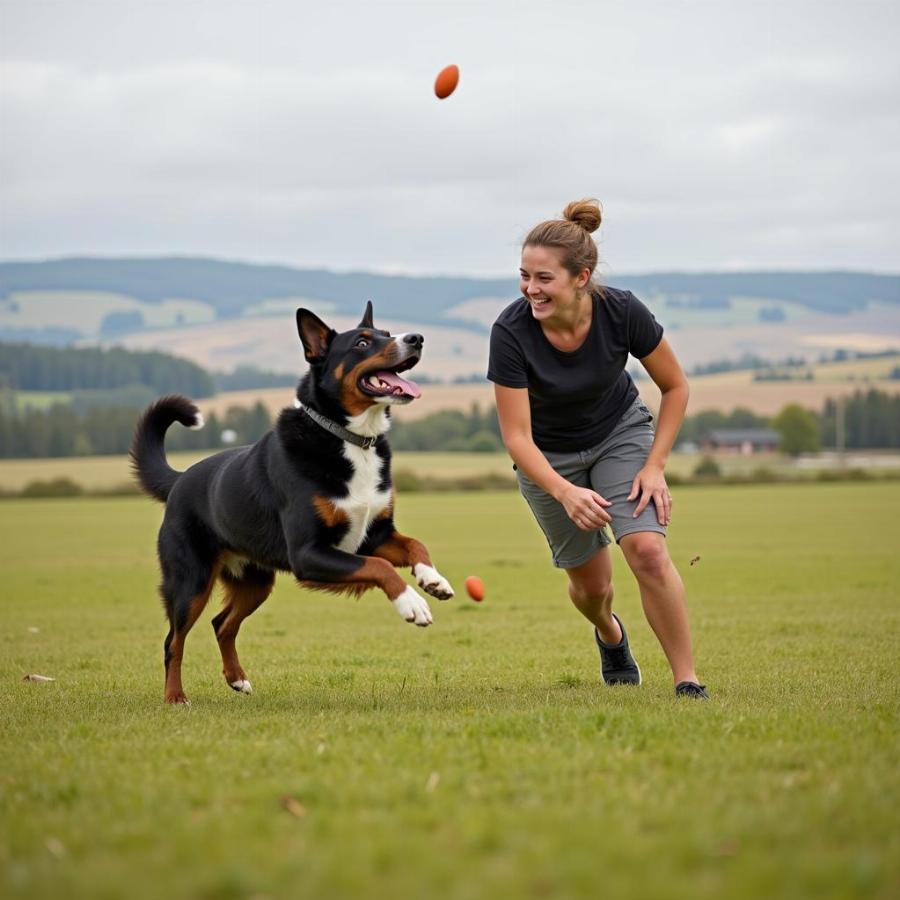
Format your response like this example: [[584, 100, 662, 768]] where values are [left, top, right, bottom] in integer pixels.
[[464, 575, 485, 602], [434, 64, 460, 99]]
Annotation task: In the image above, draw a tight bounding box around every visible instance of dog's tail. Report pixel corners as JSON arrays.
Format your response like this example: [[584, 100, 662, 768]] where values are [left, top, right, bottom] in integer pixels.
[[130, 394, 204, 502]]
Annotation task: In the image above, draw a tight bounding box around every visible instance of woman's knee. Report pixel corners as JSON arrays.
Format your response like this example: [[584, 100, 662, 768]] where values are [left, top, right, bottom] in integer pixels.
[[621, 534, 670, 580], [568, 575, 613, 606], [565, 548, 614, 607]]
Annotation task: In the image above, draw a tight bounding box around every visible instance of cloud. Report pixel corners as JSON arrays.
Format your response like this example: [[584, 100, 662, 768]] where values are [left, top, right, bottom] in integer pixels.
[[1, 0, 898, 274]]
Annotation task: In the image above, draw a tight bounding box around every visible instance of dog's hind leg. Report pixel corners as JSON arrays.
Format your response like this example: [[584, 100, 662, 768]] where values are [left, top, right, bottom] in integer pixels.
[[211, 562, 275, 695], [162, 574, 217, 704], [159, 529, 221, 704]]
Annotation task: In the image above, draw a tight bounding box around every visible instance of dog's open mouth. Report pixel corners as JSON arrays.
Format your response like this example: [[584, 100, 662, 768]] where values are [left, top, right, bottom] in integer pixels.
[[359, 359, 422, 400]]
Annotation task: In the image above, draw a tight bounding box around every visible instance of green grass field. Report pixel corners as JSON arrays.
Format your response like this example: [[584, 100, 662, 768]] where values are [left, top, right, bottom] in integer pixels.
[[2, 483, 898, 900]]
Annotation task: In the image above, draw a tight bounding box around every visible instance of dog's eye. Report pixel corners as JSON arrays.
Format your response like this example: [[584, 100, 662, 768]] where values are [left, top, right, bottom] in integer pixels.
[[355, 338, 370, 349]]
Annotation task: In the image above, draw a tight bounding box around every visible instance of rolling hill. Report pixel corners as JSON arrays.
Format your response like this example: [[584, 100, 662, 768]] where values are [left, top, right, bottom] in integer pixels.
[[2, 257, 897, 323], [2, 258, 899, 379]]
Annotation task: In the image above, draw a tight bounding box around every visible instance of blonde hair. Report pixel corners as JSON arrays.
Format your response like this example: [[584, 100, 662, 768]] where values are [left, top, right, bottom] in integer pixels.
[[523, 198, 602, 293]]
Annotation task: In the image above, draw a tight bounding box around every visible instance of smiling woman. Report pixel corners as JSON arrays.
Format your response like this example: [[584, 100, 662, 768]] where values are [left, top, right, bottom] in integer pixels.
[[488, 198, 708, 699]]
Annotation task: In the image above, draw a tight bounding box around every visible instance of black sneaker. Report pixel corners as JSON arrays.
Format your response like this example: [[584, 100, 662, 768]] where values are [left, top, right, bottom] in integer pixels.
[[594, 613, 641, 685], [675, 681, 710, 700]]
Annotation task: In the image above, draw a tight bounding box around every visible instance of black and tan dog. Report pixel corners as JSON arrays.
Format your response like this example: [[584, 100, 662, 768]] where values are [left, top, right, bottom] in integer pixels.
[[131, 303, 454, 704]]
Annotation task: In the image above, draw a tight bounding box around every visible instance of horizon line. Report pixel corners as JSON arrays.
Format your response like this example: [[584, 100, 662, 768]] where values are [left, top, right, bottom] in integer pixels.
[[1, 253, 899, 280]]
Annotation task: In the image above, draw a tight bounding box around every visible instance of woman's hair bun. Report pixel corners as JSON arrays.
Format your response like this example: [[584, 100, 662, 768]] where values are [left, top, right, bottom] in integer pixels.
[[562, 198, 602, 234]]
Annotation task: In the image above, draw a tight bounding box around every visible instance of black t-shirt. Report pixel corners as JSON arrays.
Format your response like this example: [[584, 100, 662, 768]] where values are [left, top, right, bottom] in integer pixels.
[[487, 287, 663, 452]]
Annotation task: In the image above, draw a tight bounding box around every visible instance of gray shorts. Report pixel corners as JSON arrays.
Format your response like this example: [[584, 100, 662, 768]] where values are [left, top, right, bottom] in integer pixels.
[[516, 397, 666, 569]]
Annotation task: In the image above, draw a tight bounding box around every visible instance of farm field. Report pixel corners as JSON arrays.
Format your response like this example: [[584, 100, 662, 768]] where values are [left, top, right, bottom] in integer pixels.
[[1, 483, 898, 900], [11, 391, 71, 412], [706, 354, 900, 383], [7, 352, 899, 424], [29, 283, 893, 384], [0, 450, 211, 493], [4, 448, 900, 495], [0, 450, 520, 493], [9, 374, 899, 428], [199, 361, 900, 423], [198, 381, 498, 423]]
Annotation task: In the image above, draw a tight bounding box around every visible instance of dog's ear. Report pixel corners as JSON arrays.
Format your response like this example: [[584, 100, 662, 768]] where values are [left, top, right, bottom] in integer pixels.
[[296, 308, 336, 363], [358, 300, 374, 329]]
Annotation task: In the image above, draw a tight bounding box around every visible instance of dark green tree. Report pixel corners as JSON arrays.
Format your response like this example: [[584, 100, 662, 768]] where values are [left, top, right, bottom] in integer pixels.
[[772, 404, 821, 456]]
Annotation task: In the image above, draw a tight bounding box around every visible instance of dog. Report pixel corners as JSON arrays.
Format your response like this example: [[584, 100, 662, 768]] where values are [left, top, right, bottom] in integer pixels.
[[130, 302, 454, 704]]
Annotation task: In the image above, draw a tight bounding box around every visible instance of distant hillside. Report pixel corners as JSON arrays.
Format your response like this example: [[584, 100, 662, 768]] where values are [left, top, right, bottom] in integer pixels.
[[1, 258, 897, 325], [609, 271, 900, 314], [0, 258, 516, 327]]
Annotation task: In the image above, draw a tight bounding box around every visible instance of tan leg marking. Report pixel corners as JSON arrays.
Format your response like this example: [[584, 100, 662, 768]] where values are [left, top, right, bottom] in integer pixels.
[[164, 563, 221, 704], [300, 555, 407, 599], [215, 577, 274, 691], [371, 532, 432, 570]]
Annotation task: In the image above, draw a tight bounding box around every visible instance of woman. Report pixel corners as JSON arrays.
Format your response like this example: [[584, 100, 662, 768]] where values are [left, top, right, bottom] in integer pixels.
[[487, 199, 708, 698]]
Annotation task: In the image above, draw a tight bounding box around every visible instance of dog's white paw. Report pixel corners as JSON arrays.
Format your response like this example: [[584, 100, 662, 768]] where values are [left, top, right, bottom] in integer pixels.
[[392, 587, 433, 626], [230, 679, 253, 694], [413, 564, 455, 601]]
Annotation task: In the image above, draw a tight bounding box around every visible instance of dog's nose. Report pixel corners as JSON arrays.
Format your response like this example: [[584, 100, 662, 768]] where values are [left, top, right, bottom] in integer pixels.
[[403, 333, 424, 349]]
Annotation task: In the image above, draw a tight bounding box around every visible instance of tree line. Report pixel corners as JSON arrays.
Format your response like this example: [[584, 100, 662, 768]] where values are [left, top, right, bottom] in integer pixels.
[[0, 342, 304, 396], [0, 342, 215, 397], [1, 389, 898, 459], [0, 400, 499, 458], [0, 402, 272, 459]]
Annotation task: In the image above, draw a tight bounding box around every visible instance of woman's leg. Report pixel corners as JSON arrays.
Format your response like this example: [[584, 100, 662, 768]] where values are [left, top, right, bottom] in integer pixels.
[[619, 532, 698, 685], [565, 547, 621, 645]]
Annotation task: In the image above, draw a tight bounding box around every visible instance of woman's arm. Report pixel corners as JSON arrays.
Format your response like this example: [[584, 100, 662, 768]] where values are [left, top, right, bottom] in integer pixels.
[[629, 337, 690, 523], [494, 384, 611, 529], [641, 338, 690, 468]]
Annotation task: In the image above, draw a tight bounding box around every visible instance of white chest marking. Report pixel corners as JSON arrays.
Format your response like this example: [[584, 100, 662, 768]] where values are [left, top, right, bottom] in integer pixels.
[[333, 411, 392, 553]]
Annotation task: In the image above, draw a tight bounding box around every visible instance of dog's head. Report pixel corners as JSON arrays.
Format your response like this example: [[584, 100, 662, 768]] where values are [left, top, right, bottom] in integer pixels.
[[296, 301, 423, 420]]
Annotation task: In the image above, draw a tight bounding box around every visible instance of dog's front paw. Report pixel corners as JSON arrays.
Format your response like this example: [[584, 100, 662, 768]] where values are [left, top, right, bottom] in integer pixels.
[[413, 563, 455, 601], [392, 586, 433, 627]]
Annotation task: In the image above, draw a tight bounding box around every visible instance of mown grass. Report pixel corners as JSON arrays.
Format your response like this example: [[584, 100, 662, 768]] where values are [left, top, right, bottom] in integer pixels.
[[1, 483, 898, 900]]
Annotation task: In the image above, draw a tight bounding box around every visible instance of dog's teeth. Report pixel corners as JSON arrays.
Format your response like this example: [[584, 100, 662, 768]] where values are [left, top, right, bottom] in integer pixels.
[[369, 375, 381, 387]]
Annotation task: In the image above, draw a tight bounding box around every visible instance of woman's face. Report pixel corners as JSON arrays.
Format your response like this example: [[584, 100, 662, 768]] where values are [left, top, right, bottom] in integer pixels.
[[519, 245, 589, 321]]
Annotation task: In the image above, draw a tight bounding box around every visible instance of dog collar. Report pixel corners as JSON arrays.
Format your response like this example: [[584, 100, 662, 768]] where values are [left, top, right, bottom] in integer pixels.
[[297, 402, 378, 450]]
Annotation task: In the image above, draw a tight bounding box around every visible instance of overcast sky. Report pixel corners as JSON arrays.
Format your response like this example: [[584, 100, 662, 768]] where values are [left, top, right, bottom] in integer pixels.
[[1, 0, 898, 277]]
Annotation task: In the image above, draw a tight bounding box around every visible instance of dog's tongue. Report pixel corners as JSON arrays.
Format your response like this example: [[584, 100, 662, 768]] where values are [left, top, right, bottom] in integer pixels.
[[376, 370, 421, 399]]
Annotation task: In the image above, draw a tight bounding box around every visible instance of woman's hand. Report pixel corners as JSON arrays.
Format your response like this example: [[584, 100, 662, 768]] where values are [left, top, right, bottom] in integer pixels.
[[558, 484, 612, 531], [628, 464, 672, 526]]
